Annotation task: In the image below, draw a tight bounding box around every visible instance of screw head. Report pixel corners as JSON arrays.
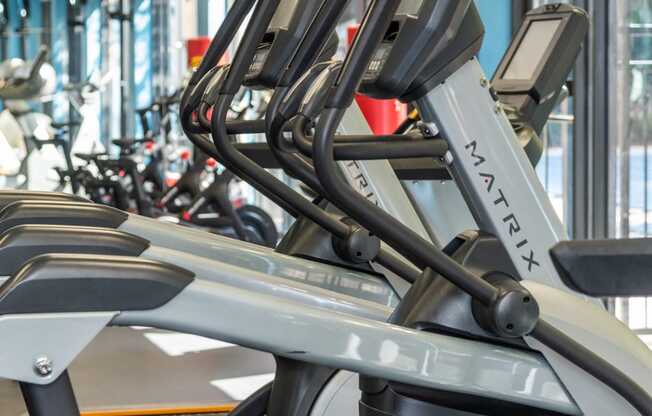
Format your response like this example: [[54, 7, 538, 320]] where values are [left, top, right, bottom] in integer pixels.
[[34, 356, 53, 377], [443, 151, 454, 165], [480, 78, 488, 87], [494, 103, 502, 114]]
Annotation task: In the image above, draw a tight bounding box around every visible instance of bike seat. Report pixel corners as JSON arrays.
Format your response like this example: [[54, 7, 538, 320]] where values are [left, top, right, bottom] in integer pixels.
[[550, 239, 652, 296], [51, 121, 80, 130], [112, 138, 151, 152], [75, 152, 108, 162]]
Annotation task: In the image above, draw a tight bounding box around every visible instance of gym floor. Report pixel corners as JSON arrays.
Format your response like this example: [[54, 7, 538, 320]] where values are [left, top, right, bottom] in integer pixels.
[[0, 327, 276, 415]]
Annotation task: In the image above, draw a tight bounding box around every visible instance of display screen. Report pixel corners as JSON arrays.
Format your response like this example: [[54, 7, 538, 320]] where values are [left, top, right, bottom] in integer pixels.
[[269, 0, 299, 29], [502, 18, 562, 80], [396, 0, 423, 16]]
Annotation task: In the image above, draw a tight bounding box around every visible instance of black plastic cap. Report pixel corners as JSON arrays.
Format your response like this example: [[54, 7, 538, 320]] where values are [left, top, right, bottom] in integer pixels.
[[0, 225, 150, 276], [472, 273, 539, 338], [551, 238, 652, 297], [0, 201, 128, 235], [0, 254, 194, 314], [0, 191, 89, 211]]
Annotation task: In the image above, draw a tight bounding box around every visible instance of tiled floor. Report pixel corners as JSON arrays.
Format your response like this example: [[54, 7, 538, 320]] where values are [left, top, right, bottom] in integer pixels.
[[0, 327, 275, 415]]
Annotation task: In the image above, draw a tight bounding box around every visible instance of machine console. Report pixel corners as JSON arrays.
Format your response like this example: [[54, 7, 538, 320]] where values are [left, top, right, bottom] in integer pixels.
[[492, 4, 589, 133]]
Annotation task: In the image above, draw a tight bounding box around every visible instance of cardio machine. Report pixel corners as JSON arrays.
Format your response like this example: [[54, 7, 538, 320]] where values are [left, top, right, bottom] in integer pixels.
[[304, 1, 652, 415], [0, 1, 650, 416], [196, 0, 652, 414], [0, 46, 58, 190]]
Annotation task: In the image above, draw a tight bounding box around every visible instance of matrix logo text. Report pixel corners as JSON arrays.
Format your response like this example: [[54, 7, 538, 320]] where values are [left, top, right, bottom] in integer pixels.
[[465, 140, 540, 272]]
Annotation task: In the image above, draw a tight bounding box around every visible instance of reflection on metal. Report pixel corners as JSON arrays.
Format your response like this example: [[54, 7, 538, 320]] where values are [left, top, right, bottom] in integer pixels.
[[143, 332, 235, 356], [143, 245, 396, 320], [117, 279, 579, 415], [210, 373, 275, 401]]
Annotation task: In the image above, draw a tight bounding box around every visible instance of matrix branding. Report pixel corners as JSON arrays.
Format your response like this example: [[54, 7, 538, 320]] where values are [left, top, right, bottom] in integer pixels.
[[465, 140, 540, 272], [343, 161, 379, 206]]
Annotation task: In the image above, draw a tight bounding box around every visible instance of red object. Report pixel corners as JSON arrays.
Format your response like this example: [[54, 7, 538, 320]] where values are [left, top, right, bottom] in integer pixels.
[[145, 141, 154, 151], [347, 25, 407, 135], [206, 158, 218, 168], [233, 197, 244, 209], [181, 211, 192, 222], [187, 37, 211, 69], [180, 149, 191, 161], [165, 178, 178, 188], [187, 37, 229, 69]]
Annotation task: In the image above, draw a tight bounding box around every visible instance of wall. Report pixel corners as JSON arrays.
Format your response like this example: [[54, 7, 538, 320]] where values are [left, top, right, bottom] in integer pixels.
[[475, 0, 512, 77]]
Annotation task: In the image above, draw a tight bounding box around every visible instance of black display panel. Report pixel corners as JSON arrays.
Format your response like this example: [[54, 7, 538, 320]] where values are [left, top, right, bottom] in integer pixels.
[[502, 18, 562, 80]]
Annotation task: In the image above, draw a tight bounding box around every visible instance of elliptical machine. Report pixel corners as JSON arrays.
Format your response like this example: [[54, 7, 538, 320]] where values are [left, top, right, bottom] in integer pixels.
[[0, 2, 649, 416]]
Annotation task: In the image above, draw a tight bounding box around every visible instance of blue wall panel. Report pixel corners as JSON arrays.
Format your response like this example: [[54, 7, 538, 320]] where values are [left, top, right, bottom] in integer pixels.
[[134, 0, 153, 137], [475, 0, 512, 77], [51, 0, 69, 122]]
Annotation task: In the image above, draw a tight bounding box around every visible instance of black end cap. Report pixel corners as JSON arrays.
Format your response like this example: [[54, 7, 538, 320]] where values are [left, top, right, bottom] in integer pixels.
[[472, 273, 539, 338], [0, 225, 150, 275], [0, 254, 194, 314], [0, 201, 128, 235], [332, 218, 381, 264]]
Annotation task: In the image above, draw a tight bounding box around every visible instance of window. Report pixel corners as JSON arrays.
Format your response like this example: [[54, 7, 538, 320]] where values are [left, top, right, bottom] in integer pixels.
[[611, 0, 652, 341], [531, 0, 574, 228]]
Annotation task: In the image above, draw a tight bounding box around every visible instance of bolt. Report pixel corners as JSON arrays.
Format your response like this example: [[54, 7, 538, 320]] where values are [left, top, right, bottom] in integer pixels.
[[443, 151, 454, 165], [34, 357, 53, 377], [480, 78, 488, 88], [494, 103, 502, 114]]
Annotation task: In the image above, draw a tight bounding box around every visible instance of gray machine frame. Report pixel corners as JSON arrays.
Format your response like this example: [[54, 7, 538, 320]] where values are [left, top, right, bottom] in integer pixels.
[[2, 60, 646, 416], [415, 58, 652, 415], [0, 3, 650, 416]]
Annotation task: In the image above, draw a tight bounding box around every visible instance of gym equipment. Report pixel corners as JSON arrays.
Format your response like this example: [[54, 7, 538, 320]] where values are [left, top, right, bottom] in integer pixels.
[[0, 46, 56, 189], [1, 1, 650, 416], [181, 1, 427, 293], [302, 1, 651, 415], [180, 166, 279, 247], [68, 108, 280, 246]]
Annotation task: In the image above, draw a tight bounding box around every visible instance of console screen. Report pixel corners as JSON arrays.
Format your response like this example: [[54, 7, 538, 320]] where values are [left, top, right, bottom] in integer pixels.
[[503, 18, 562, 80]]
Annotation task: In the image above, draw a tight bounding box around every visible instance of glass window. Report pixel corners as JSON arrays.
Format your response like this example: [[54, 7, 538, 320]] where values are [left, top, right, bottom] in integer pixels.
[[611, 0, 652, 337], [531, 0, 574, 229]]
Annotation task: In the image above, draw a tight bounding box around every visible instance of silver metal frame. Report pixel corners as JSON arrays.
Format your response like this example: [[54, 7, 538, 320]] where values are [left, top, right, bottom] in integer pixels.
[[417, 59, 568, 290], [338, 103, 433, 244], [0, 24, 649, 416], [142, 245, 396, 317], [122, 214, 399, 309], [337, 102, 433, 295], [416, 59, 652, 416], [0, 273, 576, 414]]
